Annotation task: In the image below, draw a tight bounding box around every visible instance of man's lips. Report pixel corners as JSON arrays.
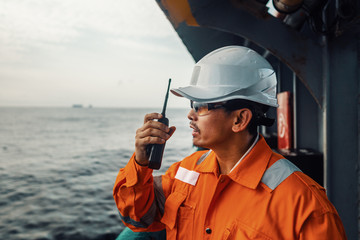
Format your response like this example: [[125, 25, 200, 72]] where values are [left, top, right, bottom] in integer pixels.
[[190, 122, 200, 135]]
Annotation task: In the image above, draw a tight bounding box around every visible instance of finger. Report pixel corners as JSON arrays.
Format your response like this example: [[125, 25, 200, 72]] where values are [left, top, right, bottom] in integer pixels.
[[138, 126, 175, 143], [137, 128, 170, 141], [136, 136, 166, 148], [168, 126, 176, 138], [142, 120, 170, 133], [136, 121, 167, 138], [144, 113, 162, 124]]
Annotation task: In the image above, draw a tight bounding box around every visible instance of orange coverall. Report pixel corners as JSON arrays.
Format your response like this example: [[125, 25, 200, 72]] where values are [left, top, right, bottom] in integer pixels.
[[113, 135, 347, 239]]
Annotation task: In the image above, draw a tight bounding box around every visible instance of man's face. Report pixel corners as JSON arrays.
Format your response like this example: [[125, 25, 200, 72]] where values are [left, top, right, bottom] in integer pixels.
[[187, 103, 234, 149]]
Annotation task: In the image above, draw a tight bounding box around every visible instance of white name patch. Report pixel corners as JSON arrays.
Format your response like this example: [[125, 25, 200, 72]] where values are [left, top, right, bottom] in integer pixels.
[[175, 167, 200, 186]]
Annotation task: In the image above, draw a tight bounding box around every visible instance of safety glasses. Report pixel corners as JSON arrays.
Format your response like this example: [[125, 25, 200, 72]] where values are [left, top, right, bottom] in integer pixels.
[[190, 100, 226, 116]]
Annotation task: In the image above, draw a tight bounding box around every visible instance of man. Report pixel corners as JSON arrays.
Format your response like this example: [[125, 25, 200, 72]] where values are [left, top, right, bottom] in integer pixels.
[[113, 46, 346, 239]]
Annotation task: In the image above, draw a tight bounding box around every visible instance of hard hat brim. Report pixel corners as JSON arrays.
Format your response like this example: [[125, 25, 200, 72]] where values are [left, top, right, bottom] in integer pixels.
[[170, 86, 233, 102], [171, 86, 279, 107]]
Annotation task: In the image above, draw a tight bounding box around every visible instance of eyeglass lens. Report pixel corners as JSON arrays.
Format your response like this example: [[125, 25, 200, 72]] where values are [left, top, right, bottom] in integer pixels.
[[190, 101, 210, 116]]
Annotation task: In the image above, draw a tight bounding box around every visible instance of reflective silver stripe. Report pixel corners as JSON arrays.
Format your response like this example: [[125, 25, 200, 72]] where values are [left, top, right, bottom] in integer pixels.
[[119, 212, 147, 228], [196, 150, 212, 165], [119, 199, 157, 228], [119, 178, 161, 228], [140, 198, 157, 226], [154, 175, 165, 216], [261, 159, 302, 190]]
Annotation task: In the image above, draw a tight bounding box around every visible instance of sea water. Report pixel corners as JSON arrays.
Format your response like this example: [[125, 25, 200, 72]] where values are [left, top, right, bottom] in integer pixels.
[[0, 107, 193, 240]]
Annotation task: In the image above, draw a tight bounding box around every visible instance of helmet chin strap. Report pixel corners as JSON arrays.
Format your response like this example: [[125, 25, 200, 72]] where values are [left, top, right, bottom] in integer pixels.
[[256, 115, 275, 127], [252, 104, 275, 127]]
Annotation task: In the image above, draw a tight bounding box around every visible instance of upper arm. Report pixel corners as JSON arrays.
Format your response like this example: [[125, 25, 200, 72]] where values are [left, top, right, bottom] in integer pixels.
[[299, 212, 347, 240]]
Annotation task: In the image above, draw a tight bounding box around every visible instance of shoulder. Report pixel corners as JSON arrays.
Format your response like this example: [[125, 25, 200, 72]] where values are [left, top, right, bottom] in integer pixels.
[[291, 172, 336, 213], [179, 150, 211, 170], [163, 150, 210, 177], [264, 159, 337, 214]]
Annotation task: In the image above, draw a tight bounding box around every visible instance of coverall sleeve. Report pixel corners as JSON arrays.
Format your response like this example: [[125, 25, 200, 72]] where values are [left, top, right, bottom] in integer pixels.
[[299, 212, 347, 239], [113, 153, 179, 232]]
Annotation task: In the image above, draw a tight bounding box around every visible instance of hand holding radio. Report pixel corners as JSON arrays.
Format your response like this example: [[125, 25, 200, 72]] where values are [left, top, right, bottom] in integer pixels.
[[134, 79, 175, 169]]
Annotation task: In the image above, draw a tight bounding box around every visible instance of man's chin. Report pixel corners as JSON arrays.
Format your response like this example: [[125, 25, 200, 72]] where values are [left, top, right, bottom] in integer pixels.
[[193, 142, 209, 151]]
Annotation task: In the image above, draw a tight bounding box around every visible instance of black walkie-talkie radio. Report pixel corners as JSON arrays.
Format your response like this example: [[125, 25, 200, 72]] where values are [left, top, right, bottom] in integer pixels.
[[147, 78, 171, 170]]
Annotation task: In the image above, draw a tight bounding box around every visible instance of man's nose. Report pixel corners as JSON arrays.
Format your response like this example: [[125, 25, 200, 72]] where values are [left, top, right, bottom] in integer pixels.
[[187, 109, 197, 121]]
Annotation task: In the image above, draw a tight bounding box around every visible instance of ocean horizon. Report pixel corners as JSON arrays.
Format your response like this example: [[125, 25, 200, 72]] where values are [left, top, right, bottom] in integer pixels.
[[0, 107, 194, 240]]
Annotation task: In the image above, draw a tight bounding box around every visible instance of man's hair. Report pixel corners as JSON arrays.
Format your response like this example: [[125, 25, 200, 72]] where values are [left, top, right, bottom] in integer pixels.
[[223, 99, 273, 136]]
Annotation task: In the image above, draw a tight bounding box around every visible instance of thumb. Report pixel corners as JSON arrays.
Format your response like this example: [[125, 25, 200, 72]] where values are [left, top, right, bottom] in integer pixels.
[[168, 126, 176, 137]]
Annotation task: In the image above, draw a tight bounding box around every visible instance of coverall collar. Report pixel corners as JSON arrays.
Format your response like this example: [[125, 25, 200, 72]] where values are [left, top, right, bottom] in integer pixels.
[[196, 135, 272, 189]]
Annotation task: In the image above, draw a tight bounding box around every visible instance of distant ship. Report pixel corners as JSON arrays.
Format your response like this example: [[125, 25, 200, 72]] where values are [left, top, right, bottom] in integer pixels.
[[72, 104, 83, 108]]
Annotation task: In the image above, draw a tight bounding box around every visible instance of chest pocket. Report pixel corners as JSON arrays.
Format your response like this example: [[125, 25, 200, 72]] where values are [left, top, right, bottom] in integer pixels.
[[222, 219, 272, 240], [161, 191, 196, 239]]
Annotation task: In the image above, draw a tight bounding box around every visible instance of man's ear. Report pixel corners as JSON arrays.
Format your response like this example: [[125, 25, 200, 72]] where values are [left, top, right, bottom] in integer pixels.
[[232, 108, 253, 133]]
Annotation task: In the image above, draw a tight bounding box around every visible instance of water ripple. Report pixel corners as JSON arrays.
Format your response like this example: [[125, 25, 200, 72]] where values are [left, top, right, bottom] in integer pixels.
[[0, 107, 192, 239]]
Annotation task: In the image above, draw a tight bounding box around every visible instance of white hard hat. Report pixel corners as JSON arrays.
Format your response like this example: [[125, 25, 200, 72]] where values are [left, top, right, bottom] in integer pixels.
[[171, 46, 279, 107]]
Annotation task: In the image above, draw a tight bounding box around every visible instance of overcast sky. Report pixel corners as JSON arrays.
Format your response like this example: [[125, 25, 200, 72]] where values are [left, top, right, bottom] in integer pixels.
[[0, 0, 195, 108]]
